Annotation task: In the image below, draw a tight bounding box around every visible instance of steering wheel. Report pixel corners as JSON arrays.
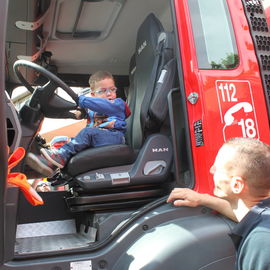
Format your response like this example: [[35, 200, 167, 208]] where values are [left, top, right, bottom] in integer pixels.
[[13, 59, 79, 118]]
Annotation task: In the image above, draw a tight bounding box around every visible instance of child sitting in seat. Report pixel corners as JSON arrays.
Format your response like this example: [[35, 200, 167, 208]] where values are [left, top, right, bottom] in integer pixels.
[[27, 71, 131, 177]]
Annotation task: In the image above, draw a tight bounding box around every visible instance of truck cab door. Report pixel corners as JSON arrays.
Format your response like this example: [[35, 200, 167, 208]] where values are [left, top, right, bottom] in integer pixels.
[[174, 0, 270, 193]]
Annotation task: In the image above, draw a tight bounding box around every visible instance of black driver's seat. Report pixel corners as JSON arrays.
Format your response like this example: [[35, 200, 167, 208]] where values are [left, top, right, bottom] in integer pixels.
[[64, 14, 176, 210]]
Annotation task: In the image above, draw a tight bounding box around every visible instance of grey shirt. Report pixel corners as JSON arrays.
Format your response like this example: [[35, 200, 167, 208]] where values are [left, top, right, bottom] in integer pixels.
[[230, 198, 270, 270]]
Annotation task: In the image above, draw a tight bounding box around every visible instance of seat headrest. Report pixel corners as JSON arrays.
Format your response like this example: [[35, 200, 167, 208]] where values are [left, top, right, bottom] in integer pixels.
[[135, 13, 164, 60]]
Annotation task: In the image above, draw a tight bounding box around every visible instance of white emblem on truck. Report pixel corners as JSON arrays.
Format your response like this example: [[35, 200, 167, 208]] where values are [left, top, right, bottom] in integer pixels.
[[216, 80, 259, 141], [152, 148, 169, 153]]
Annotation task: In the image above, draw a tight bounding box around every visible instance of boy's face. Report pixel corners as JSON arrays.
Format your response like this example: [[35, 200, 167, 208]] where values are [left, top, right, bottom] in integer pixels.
[[90, 78, 117, 100]]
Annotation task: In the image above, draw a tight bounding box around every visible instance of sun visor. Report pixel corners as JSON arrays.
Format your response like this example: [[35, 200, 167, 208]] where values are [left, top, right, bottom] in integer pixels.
[[51, 0, 126, 41]]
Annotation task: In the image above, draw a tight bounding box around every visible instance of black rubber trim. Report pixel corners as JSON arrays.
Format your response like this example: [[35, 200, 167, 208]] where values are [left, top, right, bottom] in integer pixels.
[[68, 198, 157, 212], [66, 188, 165, 205], [241, 0, 270, 120]]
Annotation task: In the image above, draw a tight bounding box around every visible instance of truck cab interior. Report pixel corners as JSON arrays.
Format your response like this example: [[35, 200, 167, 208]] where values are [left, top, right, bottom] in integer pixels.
[[5, 0, 190, 256], [2, 0, 236, 267]]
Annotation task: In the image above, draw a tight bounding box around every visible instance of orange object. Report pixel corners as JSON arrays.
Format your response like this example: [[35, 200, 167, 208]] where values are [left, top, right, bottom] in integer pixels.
[[7, 147, 44, 206]]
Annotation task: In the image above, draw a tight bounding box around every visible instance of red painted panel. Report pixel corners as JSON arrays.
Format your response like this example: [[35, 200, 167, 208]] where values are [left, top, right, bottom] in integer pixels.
[[174, 0, 270, 194]]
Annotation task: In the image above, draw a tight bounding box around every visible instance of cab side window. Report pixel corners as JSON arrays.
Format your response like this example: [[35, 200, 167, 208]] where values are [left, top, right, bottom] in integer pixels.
[[188, 0, 239, 69]]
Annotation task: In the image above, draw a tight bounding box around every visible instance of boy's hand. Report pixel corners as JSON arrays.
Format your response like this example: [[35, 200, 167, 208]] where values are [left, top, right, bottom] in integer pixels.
[[99, 119, 115, 129], [73, 108, 87, 119], [104, 120, 115, 129], [74, 110, 83, 119]]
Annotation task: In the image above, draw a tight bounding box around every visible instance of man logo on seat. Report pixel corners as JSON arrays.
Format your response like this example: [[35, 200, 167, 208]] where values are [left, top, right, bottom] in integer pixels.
[[138, 40, 147, 55], [152, 148, 169, 153]]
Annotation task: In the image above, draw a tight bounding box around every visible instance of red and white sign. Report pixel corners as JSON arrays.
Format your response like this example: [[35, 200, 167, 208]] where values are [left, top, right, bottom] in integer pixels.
[[215, 80, 259, 141]]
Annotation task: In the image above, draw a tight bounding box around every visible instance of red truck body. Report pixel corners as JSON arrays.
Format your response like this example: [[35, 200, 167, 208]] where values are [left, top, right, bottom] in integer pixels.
[[175, 0, 270, 193]]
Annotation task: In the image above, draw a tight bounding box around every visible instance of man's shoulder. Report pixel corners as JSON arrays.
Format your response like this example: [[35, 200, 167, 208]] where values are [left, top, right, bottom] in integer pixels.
[[239, 228, 270, 270], [249, 224, 270, 235], [244, 213, 270, 243], [253, 213, 270, 231]]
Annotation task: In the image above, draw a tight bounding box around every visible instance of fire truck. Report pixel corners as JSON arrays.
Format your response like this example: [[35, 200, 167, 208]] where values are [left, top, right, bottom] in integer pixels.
[[0, 0, 270, 269]]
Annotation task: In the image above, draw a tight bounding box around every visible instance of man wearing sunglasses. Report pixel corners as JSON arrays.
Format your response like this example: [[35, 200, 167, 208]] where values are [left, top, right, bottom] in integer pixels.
[[27, 71, 131, 177]]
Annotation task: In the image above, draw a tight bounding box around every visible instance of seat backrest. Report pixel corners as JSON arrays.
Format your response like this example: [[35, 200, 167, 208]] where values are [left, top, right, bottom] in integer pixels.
[[129, 13, 175, 150]]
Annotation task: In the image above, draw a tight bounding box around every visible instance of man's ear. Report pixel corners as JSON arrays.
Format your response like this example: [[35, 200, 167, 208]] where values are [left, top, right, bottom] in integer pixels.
[[230, 176, 245, 194]]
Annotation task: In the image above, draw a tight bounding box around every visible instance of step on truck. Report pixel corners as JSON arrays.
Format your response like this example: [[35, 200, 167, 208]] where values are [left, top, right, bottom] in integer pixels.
[[1, 0, 270, 269]]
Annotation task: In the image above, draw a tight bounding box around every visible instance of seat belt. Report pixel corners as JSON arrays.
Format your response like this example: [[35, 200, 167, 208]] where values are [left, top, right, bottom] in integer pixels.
[[140, 35, 165, 133]]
